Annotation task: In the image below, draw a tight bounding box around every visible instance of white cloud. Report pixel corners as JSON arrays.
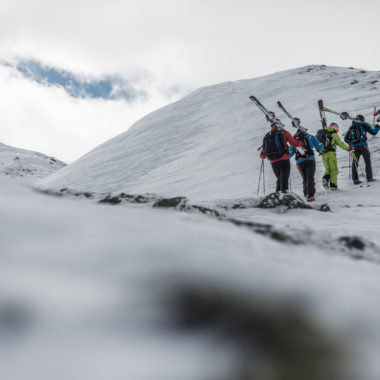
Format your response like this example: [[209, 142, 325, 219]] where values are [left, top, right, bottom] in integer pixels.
[[0, 65, 182, 162], [0, 0, 380, 161]]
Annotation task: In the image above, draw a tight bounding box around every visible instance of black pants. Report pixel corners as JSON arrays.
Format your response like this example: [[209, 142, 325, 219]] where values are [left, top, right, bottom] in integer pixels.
[[352, 145, 373, 181], [297, 160, 316, 197], [271, 159, 290, 192]]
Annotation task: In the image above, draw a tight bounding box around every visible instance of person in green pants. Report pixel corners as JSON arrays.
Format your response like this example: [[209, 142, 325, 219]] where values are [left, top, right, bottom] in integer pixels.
[[320, 123, 353, 190]]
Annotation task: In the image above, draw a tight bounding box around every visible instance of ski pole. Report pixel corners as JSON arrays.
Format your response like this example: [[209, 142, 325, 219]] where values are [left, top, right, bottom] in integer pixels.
[[373, 107, 376, 126], [352, 152, 365, 179], [348, 151, 352, 180], [257, 159, 264, 196], [263, 159, 265, 194]]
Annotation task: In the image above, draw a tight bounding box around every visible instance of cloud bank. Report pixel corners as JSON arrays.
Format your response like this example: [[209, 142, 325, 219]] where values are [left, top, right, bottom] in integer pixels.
[[0, 64, 187, 162]]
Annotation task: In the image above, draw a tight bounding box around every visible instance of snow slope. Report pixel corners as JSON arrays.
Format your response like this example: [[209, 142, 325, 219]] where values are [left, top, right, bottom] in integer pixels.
[[0, 142, 66, 180], [2, 166, 380, 380], [37, 65, 380, 200], [3, 66, 380, 380]]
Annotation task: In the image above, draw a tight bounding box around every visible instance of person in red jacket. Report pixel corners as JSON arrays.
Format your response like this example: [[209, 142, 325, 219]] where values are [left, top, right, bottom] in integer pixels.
[[260, 124, 304, 192]]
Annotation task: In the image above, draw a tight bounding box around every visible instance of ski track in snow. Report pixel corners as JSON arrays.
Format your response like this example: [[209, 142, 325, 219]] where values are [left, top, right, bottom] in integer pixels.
[[2, 65, 380, 379]]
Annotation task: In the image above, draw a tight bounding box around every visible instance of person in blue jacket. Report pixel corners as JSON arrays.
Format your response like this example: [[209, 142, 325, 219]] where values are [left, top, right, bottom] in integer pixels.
[[344, 114, 380, 184], [289, 129, 324, 202]]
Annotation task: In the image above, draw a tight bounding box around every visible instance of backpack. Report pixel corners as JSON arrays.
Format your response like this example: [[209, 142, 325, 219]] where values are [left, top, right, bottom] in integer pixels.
[[345, 123, 365, 145], [316, 129, 334, 153], [295, 133, 314, 159], [263, 130, 285, 160]]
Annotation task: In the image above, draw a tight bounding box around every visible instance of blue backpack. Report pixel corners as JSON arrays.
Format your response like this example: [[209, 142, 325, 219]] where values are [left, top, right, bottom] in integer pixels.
[[345, 123, 366, 145], [263, 130, 285, 160]]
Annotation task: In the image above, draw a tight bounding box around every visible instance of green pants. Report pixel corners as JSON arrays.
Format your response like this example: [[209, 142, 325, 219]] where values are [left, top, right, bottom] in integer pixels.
[[322, 151, 338, 185]]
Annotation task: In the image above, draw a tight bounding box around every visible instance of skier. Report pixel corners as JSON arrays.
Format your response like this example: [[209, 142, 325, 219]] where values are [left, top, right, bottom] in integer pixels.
[[344, 114, 380, 184], [320, 122, 353, 191], [260, 123, 304, 193], [288, 129, 324, 202]]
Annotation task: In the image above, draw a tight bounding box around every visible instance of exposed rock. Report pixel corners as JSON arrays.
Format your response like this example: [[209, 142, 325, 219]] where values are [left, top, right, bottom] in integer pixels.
[[0, 300, 34, 336], [98, 193, 155, 205], [319, 204, 331, 212], [256, 192, 312, 210], [99, 195, 122, 204], [165, 283, 348, 380], [152, 197, 187, 208], [224, 217, 299, 244], [339, 236, 366, 251]]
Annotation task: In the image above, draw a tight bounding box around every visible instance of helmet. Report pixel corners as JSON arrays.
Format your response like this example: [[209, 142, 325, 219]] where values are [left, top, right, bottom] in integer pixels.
[[328, 122, 339, 132], [356, 114, 365, 122]]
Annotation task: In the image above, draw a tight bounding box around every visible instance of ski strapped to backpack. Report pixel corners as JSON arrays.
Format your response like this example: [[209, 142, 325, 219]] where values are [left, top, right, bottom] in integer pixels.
[[276, 101, 307, 156], [323, 107, 355, 121], [277, 101, 308, 134], [318, 100, 355, 121], [318, 100, 327, 129], [316, 100, 332, 154], [249, 96, 285, 130]]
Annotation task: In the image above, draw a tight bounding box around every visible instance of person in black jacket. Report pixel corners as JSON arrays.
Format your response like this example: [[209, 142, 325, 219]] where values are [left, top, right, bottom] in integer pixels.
[[344, 114, 380, 184]]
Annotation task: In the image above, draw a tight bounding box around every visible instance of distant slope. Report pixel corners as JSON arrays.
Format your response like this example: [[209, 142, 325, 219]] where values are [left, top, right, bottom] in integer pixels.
[[0, 143, 66, 181], [37, 65, 380, 200]]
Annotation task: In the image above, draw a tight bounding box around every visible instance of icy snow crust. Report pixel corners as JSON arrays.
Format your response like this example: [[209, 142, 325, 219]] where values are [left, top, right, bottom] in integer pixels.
[[3, 65, 380, 379]]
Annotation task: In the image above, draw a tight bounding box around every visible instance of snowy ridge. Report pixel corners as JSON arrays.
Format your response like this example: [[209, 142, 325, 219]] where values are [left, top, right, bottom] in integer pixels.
[[37, 65, 380, 200], [0, 142, 65, 181]]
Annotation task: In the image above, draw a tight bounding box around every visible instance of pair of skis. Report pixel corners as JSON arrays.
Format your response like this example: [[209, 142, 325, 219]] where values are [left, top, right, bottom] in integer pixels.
[[319, 101, 380, 127], [250, 95, 380, 134], [249, 96, 308, 134]]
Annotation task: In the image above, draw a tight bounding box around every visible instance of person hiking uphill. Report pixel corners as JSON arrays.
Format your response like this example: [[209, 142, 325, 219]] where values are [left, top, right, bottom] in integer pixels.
[[320, 122, 353, 191], [260, 123, 304, 193], [344, 114, 380, 184], [288, 129, 324, 202]]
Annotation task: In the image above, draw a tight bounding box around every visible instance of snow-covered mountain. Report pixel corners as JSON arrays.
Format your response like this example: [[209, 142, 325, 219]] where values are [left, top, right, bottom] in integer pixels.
[[0, 142, 66, 180], [3, 65, 380, 380], [38, 65, 380, 200]]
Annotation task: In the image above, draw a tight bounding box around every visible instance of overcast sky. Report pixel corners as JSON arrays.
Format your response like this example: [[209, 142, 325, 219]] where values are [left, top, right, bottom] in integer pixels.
[[1, 0, 380, 162]]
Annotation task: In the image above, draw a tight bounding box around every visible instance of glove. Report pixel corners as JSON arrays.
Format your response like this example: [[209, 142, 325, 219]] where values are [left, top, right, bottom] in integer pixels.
[[348, 146, 354, 152], [340, 112, 349, 120], [297, 146, 306, 155], [374, 110, 380, 117], [376, 117, 380, 123]]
